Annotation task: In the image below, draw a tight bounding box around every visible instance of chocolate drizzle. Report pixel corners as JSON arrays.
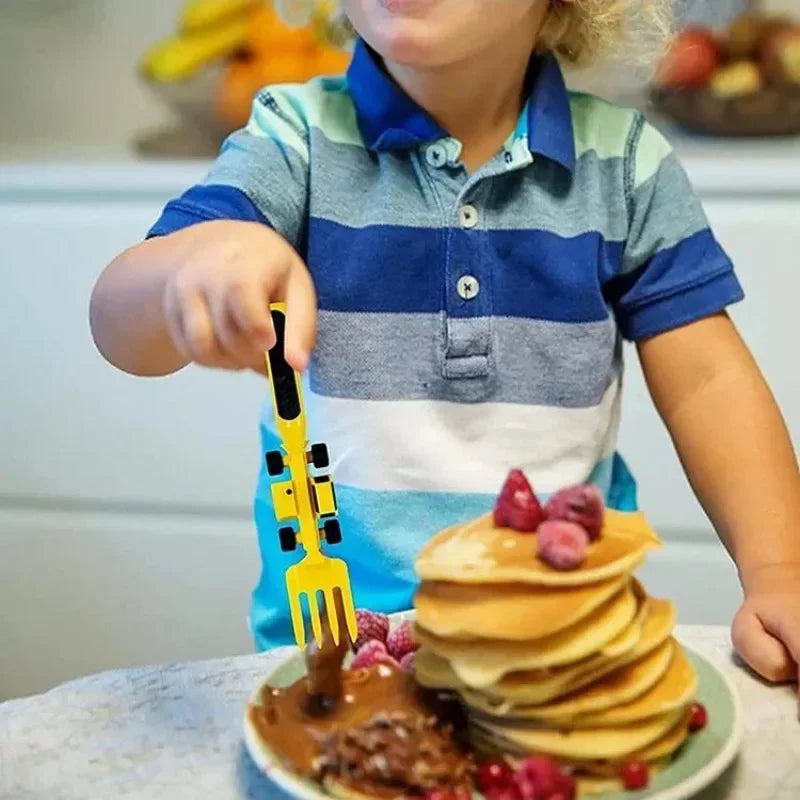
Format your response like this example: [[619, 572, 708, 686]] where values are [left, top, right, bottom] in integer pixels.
[[247, 599, 473, 797]]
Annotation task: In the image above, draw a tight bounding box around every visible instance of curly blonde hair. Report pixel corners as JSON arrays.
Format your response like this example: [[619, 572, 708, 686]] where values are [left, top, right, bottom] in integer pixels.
[[539, 0, 674, 66]]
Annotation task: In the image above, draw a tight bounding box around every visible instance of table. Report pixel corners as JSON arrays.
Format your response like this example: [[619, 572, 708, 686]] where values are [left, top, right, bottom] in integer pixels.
[[1, 627, 797, 800]]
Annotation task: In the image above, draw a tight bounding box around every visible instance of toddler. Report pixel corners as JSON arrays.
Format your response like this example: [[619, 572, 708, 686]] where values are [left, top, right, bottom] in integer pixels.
[[91, 0, 800, 685]]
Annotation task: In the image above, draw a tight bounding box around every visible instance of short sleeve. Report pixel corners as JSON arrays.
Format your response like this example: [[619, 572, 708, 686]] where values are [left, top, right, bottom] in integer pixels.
[[147, 86, 310, 249], [606, 116, 744, 341]]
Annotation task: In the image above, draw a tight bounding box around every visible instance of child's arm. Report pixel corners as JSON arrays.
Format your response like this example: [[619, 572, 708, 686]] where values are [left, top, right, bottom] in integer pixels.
[[90, 220, 315, 376], [638, 312, 800, 683], [92, 86, 316, 377]]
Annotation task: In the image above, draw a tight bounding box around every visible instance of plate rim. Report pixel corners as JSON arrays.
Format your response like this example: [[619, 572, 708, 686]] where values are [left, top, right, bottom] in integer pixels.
[[243, 612, 744, 800]]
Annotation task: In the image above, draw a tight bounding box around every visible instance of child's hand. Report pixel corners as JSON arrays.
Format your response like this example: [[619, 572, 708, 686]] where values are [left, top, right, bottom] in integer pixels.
[[162, 220, 316, 373], [732, 563, 800, 686]]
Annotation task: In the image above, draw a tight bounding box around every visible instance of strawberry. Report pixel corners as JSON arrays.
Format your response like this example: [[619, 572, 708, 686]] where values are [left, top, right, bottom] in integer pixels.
[[351, 640, 398, 670], [543, 484, 604, 541], [537, 521, 588, 571], [494, 469, 544, 532], [386, 621, 418, 661], [354, 609, 390, 651], [513, 756, 575, 800]]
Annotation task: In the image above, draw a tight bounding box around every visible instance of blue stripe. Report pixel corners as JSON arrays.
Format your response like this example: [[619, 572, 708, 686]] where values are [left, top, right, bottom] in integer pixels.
[[146, 184, 270, 239], [308, 218, 623, 322], [604, 229, 744, 340], [249, 428, 638, 650]]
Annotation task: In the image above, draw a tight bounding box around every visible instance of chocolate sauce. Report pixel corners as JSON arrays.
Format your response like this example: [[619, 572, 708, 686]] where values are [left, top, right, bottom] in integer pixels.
[[247, 599, 472, 797]]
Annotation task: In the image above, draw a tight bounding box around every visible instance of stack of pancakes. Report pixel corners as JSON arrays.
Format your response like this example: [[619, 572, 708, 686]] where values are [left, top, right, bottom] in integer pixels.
[[413, 509, 697, 795]]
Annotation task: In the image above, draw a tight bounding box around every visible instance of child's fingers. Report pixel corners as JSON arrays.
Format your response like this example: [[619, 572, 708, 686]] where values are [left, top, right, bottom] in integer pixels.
[[283, 264, 317, 372], [180, 291, 237, 368], [227, 280, 275, 351], [209, 287, 263, 368], [732, 608, 796, 684]]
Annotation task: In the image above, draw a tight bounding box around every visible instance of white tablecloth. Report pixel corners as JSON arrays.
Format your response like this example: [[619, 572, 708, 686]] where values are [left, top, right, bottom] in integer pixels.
[[1, 626, 798, 800]]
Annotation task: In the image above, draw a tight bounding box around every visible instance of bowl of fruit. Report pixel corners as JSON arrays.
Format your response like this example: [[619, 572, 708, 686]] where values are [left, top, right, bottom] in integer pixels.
[[651, 11, 800, 136], [139, 0, 354, 140]]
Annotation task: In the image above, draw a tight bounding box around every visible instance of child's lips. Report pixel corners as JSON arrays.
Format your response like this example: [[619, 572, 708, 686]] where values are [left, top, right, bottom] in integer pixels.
[[377, 0, 435, 13]]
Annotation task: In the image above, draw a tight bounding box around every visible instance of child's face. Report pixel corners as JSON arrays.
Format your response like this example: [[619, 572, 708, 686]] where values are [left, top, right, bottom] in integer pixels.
[[343, 0, 552, 68]]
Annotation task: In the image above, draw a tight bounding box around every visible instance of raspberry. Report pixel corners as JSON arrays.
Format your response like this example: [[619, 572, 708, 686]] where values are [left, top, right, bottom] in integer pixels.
[[689, 702, 708, 732], [354, 609, 390, 651], [513, 756, 575, 800], [544, 484, 604, 541], [486, 788, 521, 800], [400, 651, 416, 672], [386, 621, 419, 661], [477, 760, 514, 793], [494, 469, 544, 532], [620, 761, 649, 790], [351, 640, 398, 671], [536, 521, 588, 571]]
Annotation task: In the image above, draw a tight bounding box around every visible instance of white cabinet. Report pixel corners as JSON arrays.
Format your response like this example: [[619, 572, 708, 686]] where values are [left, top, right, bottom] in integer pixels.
[[1, 156, 798, 699]]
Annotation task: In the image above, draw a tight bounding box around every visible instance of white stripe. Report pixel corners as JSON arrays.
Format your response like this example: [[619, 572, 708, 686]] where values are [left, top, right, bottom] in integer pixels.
[[266, 381, 622, 495]]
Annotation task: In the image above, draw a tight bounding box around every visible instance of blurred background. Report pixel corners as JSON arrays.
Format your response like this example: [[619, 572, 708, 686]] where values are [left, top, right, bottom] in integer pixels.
[[1, 0, 798, 701]]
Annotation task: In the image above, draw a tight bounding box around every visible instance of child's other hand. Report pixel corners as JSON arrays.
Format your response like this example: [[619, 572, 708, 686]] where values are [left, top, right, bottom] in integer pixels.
[[162, 220, 316, 373], [732, 562, 800, 686]]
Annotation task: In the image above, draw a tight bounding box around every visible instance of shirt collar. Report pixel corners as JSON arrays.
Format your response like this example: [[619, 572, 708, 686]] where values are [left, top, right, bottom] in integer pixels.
[[346, 38, 576, 174]]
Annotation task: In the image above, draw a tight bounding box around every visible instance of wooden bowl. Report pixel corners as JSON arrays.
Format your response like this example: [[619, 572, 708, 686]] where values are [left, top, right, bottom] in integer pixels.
[[651, 85, 800, 137]]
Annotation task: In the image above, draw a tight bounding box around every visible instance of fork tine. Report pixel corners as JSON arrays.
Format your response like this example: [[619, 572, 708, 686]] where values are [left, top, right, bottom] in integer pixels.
[[308, 591, 324, 648], [323, 586, 341, 646], [286, 579, 306, 650], [337, 576, 358, 645]]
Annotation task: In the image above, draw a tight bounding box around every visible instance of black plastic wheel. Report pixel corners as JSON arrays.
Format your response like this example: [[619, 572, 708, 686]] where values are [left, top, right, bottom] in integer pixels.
[[310, 443, 330, 469], [323, 519, 342, 545], [266, 450, 285, 476], [278, 526, 297, 552]]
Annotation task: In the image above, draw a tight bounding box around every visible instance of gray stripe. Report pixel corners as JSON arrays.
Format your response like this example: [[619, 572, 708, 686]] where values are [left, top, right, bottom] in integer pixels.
[[308, 130, 632, 241], [623, 151, 709, 275], [310, 311, 620, 408], [203, 129, 308, 248]]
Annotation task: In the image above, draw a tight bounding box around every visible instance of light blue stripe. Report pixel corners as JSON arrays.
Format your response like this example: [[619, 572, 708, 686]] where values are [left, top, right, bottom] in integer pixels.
[[250, 426, 637, 649]]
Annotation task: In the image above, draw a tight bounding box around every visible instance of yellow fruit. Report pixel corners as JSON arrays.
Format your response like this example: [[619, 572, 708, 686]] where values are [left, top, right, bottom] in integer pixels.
[[140, 14, 251, 82], [179, 0, 262, 34], [709, 61, 764, 97]]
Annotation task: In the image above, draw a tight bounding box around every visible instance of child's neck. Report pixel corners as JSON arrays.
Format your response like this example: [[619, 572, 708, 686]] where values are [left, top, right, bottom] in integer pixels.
[[384, 27, 543, 173]]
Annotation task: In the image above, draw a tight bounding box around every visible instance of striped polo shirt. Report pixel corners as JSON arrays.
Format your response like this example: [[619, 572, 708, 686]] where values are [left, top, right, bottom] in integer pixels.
[[149, 40, 743, 649]]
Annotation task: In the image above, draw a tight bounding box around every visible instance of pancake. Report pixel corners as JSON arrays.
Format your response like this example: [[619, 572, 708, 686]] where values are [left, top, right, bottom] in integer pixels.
[[414, 585, 639, 687], [470, 638, 676, 725], [474, 706, 686, 761], [415, 511, 658, 587], [414, 573, 627, 641], [574, 644, 697, 727]]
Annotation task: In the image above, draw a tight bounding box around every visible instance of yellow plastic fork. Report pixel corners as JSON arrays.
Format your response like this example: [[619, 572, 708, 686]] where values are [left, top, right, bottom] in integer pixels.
[[263, 303, 358, 650]]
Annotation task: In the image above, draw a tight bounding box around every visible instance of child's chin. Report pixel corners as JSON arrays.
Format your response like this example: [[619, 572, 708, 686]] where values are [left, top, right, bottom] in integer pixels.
[[367, 23, 448, 67]]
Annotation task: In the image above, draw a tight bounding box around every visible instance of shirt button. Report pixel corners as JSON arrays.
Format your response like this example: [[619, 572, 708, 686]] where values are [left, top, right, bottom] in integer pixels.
[[459, 204, 478, 229], [426, 144, 447, 168], [457, 275, 480, 300]]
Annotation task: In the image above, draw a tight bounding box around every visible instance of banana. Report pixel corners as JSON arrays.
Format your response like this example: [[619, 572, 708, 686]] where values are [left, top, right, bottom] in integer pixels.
[[140, 14, 251, 82], [179, 0, 262, 33]]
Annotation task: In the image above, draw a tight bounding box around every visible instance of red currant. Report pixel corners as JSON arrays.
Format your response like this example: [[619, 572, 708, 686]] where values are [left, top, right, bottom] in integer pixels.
[[689, 702, 708, 732], [477, 760, 514, 792], [620, 760, 649, 791]]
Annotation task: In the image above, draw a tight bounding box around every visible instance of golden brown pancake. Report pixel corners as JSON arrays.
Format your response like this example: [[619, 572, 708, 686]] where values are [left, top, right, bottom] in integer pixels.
[[414, 585, 639, 687], [469, 638, 676, 725], [414, 573, 627, 641], [473, 706, 686, 760], [415, 510, 660, 587]]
